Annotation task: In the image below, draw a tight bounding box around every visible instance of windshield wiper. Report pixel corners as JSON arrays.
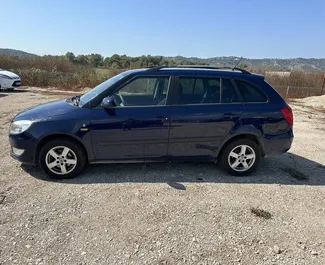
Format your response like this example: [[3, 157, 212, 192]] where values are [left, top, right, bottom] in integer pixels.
[[71, 95, 81, 106]]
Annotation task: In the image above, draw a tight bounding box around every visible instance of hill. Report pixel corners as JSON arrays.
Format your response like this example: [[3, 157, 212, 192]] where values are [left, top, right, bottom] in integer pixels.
[[0, 48, 38, 58], [170, 56, 325, 72]]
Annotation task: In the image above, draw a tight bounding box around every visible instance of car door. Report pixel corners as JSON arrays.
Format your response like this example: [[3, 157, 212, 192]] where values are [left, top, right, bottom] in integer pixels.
[[88, 75, 172, 161], [168, 76, 244, 160]]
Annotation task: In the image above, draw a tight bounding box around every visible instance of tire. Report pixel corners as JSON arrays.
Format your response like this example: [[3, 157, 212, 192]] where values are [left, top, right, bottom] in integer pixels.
[[220, 139, 261, 176], [38, 139, 86, 179]]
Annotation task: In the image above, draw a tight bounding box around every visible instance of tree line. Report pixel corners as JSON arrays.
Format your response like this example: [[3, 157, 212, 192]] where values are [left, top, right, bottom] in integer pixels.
[[65, 52, 206, 68]]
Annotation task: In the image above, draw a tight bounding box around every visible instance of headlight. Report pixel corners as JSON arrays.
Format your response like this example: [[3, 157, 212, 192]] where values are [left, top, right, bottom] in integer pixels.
[[0, 74, 12, 80], [9, 120, 33, 135]]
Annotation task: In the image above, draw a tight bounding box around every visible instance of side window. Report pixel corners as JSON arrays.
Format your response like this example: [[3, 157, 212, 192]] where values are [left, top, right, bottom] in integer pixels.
[[115, 76, 170, 106], [203, 78, 221, 103], [179, 78, 204, 95], [221, 79, 240, 103], [178, 77, 220, 105], [235, 80, 267, 103], [194, 79, 204, 94], [180, 78, 195, 94]]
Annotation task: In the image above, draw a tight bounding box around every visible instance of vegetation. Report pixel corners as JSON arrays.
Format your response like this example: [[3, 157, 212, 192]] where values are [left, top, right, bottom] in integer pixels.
[[1, 49, 325, 71], [0, 50, 324, 96], [64, 52, 206, 68], [0, 52, 204, 90], [0, 54, 102, 90], [250, 207, 272, 219]]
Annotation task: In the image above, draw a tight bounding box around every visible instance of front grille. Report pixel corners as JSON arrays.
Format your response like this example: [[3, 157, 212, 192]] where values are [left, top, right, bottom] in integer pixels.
[[12, 81, 22, 87]]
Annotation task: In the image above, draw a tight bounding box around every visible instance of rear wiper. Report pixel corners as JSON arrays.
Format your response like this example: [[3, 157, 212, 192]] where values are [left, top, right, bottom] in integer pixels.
[[71, 95, 80, 106]]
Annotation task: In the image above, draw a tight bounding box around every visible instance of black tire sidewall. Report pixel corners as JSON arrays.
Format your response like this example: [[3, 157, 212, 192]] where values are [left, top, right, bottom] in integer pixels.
[[38, 139, 86, 179], [220, 139, 261, 176]]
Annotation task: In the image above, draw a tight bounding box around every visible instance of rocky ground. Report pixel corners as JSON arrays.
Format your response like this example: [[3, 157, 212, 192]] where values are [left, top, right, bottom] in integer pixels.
[[0, 88, 324, 265]]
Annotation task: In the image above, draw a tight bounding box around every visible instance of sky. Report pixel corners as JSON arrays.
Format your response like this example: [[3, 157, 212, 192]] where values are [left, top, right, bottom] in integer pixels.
[[2, 0, 325, 59]]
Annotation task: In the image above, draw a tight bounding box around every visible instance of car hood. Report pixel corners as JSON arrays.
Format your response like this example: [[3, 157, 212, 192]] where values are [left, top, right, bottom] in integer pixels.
[[0, 69, 20, 79], [14, 99, 77, 121]]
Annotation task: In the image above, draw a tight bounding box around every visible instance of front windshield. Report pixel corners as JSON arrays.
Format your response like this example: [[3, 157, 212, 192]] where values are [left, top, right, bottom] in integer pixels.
[[79, 71, 129, 106]]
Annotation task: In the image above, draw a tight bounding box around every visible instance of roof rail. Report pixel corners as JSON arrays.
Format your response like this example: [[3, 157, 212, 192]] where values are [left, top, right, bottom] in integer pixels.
[[146, 65, 251, 74]]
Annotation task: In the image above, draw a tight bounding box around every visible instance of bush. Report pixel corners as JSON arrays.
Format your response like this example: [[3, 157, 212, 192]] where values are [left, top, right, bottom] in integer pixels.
[[0, 54, 104, 90]]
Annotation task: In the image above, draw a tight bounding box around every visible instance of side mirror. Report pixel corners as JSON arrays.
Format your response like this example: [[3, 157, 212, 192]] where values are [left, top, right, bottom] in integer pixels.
[[101, 96, 115, 109]]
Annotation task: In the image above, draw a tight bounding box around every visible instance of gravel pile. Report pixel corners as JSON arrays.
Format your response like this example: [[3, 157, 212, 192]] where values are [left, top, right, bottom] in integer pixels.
[[296, 95, 325, 108]]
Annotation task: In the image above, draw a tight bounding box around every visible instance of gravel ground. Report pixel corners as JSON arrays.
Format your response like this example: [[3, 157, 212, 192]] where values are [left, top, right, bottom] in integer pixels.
[[0, 88, 325, 265]]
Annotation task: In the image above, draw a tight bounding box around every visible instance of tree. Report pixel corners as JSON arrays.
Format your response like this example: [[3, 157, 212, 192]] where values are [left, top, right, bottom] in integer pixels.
[[104, 54, 122, 69], [74, 55, 89, 65], [65, 52, 75, 63], [87, 53, 104, 67]]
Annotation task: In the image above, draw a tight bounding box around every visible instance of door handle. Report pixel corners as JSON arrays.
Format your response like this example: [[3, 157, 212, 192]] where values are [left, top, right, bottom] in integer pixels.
[[223, 113, 237, 119], [155, 115, 168, 120], [122, 119, 134, 131]]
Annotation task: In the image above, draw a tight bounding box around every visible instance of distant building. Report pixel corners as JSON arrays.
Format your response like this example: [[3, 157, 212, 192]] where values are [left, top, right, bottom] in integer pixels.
[[266, 71, 291, 77]]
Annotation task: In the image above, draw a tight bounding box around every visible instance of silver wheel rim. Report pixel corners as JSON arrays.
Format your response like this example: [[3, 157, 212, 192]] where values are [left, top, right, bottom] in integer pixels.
[[45, 146, 77, 175], [228, 145, 256, 172]]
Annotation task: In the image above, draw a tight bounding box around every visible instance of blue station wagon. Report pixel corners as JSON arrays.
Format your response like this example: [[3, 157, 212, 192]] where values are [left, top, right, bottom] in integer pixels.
[[9, 66, 294, 178]]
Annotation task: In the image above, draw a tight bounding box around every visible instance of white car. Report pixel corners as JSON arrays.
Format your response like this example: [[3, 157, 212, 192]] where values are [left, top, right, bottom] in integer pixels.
[[0, 69, 22, 90]]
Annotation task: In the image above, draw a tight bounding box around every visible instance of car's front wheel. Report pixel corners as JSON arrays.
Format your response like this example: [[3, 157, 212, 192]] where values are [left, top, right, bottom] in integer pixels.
[[220, 139, 261, 176], [38, 139, 86, 179]]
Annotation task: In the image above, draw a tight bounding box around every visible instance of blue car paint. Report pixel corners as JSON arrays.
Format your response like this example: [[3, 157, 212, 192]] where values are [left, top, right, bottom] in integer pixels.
[[9, 68, 293, 166], [88, 106, 171, 161], [167, 103, 244, 159]]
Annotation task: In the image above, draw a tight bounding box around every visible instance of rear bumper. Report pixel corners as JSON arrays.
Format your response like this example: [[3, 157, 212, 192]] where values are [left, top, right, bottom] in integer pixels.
[[9, 133, 37, 165], [262, 132, 293, 156]]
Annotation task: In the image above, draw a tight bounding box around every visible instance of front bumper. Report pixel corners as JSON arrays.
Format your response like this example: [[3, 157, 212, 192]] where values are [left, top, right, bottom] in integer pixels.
[[9, 133, 37, 165], [1, 79, 22, 89]]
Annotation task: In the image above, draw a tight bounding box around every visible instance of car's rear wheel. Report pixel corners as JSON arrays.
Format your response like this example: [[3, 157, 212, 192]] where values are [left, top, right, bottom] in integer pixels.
[[220, 139, 261, 176], [38, 139, 86, 179]]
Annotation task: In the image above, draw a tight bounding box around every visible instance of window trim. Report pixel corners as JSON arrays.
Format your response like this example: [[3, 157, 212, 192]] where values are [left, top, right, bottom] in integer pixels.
[[174, 75, 243, 106], [233, 79, 270, 104]]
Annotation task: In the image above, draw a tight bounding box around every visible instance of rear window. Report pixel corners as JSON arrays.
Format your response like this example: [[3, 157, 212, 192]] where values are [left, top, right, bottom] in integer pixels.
[[235, 80, 267, 103]]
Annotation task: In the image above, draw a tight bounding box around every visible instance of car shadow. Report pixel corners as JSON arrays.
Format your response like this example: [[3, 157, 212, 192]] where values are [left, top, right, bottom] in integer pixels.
[[22, 152, 325, 188], [1, 89, 29, 94]]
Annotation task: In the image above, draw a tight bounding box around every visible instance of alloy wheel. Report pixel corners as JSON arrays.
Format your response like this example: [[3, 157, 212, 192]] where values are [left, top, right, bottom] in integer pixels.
[[227, 145, 256, 172], [45, 146, 77, 175]]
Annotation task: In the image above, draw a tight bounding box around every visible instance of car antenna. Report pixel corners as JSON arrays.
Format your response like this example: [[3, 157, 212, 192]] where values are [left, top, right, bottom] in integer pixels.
[[232, 57, 243, 71]]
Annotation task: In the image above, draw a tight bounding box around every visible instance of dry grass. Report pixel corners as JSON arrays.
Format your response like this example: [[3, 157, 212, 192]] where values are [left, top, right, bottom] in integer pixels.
[[252, 68, 324, 98], [0, 54, 113, 90]]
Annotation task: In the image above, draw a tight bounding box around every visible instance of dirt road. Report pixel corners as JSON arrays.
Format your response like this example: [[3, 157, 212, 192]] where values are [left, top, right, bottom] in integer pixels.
[[0, 88, 324, 265]]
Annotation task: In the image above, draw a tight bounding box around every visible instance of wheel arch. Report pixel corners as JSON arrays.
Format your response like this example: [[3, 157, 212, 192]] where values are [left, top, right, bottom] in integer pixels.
[[215, 132, 265, 160], [34, 133, 89, 164]]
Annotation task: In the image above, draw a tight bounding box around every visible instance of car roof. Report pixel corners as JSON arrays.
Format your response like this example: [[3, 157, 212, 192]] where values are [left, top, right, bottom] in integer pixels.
[[128, 67, 264, 79]]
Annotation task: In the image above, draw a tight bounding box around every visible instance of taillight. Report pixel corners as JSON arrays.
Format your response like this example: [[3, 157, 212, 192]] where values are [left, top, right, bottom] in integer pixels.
[[281, 106, 293, 126]]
